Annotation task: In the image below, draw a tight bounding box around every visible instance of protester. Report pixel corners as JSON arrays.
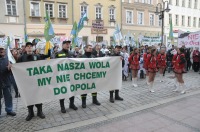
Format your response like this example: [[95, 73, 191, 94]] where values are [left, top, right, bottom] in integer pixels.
[[128, 48, 140, 87], [157, 47, 167, 82], [11, 49, 20, 97], [0, 46, 16, 116], [146, 48, 157, 93], [92, 44, 104, 57], [81, 45, 101, 108], [122, 46, 129, 81], [109, 45, 124, 103], [185, 48, 191, 71], [55, 40, 78, 113], [73, 46, 80, 58], [17, 42, 45, 121], [51, 46, 59, 59], [192, 47, 200, 72], [166, 45, 175, 73], [173, 48, 187, 94]]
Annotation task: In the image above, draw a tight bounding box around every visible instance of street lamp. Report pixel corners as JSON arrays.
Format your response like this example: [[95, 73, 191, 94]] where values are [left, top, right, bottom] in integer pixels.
[[155, 1, 170, 46]]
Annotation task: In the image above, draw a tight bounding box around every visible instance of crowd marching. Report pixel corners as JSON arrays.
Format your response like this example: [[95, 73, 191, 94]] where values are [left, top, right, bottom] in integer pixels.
[[0, 40, 200, 122]]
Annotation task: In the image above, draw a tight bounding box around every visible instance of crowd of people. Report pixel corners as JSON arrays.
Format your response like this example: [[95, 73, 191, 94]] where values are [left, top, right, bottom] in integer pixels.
[[0, 40, 200, 122]]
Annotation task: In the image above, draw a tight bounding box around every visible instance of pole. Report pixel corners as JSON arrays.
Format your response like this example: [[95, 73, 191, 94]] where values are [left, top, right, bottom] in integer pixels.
[[161, 11, 164, 46], [72, 0, 74, 23]]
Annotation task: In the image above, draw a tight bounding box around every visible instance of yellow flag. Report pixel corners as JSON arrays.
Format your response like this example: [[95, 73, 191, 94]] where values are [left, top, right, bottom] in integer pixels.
[[44, 41, 52, 59]]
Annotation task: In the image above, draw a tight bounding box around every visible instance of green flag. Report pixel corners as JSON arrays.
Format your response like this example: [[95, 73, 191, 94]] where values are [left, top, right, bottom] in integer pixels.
[[44, 10, 55, 41], [77, 13, 87, 33], [71, 22, 78, 48], [7, 36, 10, 48], [169, 18, 174, 44]]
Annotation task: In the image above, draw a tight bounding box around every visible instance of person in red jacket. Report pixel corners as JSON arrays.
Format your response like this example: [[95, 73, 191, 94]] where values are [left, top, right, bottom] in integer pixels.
[[146, 48, 157, 93], [173, 48, 186, 94], [128, 48, 140, 87], [157, 48, 167, 82], [143, 47, 151, 85]]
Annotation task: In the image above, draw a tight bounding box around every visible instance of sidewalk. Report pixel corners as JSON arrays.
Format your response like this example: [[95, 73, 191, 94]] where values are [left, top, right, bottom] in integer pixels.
[[0, 71, 200, 132], [80, 93, 200, 132]]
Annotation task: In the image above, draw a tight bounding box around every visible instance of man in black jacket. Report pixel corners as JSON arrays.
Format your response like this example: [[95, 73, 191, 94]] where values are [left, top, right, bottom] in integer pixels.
[[55, 41, 78, 113], [0, 46, 16, 116], [17, 42, 45, 121], [109, 45, 124, 103], [81, 45, 101, 108]]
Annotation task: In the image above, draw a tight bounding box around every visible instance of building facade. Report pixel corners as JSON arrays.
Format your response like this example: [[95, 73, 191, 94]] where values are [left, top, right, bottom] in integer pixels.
[[26, 0, 73, 43], [0, 0, 25, 48], [164, 0, 200, 45], [73, 0, 121, 46], [122, 0, 162, 46]]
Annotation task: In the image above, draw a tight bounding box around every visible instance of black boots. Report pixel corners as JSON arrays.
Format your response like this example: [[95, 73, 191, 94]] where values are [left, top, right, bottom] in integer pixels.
[[26, 104, 45, 121], [36, 104, 45, 119], [109, 91, 114, 103], [115, 90, 123, 101], [69, 97, 78, 110], [82, 96, 87, 108], [109, 90, 123, 103], [92, 96, 101, 105], [60, 99, 66, 113], [26, 106, 34, 121]]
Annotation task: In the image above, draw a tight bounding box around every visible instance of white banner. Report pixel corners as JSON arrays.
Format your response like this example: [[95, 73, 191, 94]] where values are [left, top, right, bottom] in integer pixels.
[[141, 36, 161, 46], [178, 30, 200, 48], [11, 57, 122, 106]]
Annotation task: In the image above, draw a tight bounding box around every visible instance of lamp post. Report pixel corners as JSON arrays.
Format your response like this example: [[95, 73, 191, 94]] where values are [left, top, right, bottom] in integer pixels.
[[155, 1, 170, 46]]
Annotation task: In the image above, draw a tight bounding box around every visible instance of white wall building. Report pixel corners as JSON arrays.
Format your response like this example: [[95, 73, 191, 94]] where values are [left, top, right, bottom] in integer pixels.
[[163, 0, 200, 45]]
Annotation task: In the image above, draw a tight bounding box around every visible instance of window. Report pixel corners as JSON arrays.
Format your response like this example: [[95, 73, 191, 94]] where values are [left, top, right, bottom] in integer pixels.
[[128, 0, 132, 3], [193, 17, 196, 27], [198, 18, 200, 27], [81, 6, 87, 18], [188, 0, 191, 8], [169, 14, 172, 24], [6, 0, 17, 15], [30, 2, 40, 16], [109, 8, 115, 20], [182, 16, 185, 26], [175, 15, 179, 25], [182, 0, 185, 7], [158, 16, 162, 26], [188, 16, 191, 26], [126, 10, 133, 24], [141, 0, 145, 3], [150, 14, 154, 26], [58, 4, 66, 18], [169, 0, 172, 5], [45, 3, 53, 17], [138, 12, 144, 25], [148, 0, 152, 4], [176, 0, 179, 6], [194, 0, 198, 9], [96, 7, 102, 19]]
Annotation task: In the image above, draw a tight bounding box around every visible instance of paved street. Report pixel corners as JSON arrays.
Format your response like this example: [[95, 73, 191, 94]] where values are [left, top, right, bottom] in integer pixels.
[[0, 71, 200, 132], [80, 92, 200, 132]]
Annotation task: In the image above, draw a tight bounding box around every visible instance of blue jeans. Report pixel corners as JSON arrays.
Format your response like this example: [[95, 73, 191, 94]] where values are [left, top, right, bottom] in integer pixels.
[[1, 85, 13, 113]]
